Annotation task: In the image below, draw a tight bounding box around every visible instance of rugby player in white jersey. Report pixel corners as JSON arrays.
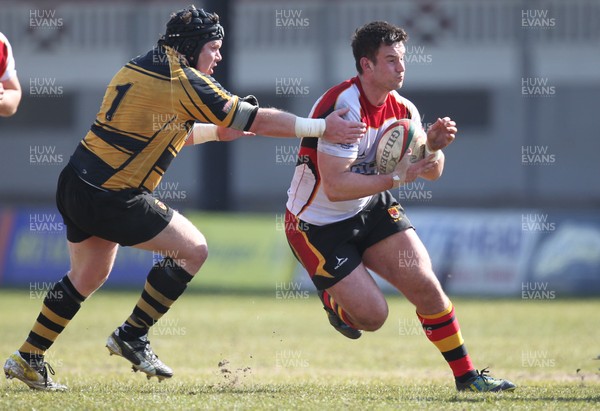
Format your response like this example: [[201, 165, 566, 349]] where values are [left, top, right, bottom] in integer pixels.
[[285, 21, 516, 392]]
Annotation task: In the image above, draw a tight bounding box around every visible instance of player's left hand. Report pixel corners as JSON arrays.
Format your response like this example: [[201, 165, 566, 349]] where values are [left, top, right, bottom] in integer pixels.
[[0, 83, 4, 101], [323, 107, 367, 144], [426, 117, 456, 151], [216, 126, 255, 142], [393, 149, 439, 187]]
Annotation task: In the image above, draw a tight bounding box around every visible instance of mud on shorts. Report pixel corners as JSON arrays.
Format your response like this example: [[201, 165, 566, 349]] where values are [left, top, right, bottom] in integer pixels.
[[285, 191, 413, 290], [56, 163, 173, 246]]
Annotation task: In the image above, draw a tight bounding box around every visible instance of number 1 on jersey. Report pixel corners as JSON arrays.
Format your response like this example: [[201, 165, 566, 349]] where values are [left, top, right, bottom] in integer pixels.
[[105, 83, 133, 121]]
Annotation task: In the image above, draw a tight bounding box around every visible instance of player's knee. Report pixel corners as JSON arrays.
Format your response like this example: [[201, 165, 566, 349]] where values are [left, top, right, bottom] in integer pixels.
[[359, 314, 387, 331], [195, 242, 209, 265], [69, 268, 110, 297], [184, 242, 208, 275], [412, 271, 449, 311], [356, 302, 388, 331]]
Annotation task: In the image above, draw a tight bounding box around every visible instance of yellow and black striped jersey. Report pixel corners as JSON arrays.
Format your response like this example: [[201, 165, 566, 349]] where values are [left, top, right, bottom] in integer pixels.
[[69, 45, 257, 192]]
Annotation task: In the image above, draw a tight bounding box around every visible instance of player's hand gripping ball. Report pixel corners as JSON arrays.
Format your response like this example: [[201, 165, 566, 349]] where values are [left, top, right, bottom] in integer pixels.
[[375, 119, 426, 174]]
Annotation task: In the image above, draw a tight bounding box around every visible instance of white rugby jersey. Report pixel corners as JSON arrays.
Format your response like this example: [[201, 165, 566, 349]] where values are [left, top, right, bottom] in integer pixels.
[[286, 76, 421, 226], [0, 32, 16, 82]]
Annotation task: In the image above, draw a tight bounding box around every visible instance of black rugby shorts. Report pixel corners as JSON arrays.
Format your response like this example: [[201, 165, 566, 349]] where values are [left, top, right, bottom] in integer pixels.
[[285, 191, 413, 290], [56, 163, 173, 246]]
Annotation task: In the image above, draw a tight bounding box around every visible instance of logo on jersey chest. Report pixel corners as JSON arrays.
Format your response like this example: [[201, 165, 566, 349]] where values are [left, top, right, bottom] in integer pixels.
[[349, 161, 377, 175]]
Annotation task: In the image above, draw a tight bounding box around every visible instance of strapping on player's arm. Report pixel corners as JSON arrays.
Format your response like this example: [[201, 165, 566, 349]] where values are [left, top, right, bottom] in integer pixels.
[[189, 117, 328, 144], [187, 98, 366, 146]]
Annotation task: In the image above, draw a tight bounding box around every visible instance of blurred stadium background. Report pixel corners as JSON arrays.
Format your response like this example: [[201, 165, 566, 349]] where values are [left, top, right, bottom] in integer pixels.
[[0, 0, 599, 297]]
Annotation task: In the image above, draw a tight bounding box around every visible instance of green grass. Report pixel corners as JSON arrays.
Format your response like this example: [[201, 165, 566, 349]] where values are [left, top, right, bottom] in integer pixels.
[[186, 212, 294, 292], [1, 290, 599, 410]]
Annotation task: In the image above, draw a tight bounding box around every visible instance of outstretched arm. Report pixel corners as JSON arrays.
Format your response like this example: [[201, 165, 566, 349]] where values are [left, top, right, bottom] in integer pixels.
[[186, 107, 366, 146], [248, 107, 366, 144], [184, 124, 255, 146]]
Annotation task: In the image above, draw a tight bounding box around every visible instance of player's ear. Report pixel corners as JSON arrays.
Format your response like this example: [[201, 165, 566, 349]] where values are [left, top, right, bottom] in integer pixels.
[[360, 57, 373, 73]]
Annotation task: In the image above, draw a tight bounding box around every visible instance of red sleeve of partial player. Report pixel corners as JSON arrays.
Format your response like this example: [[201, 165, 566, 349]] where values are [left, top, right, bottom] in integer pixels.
[[0, 41, 8, 78]]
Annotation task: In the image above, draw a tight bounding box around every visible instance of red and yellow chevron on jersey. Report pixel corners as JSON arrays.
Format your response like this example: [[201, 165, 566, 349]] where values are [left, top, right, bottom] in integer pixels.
[[70, 45, 257, 192], [286, 76, 421, 225]]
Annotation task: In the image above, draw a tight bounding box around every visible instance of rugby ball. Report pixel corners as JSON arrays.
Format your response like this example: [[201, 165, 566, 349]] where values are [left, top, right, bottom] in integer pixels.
[[375, 119, 424, 174]]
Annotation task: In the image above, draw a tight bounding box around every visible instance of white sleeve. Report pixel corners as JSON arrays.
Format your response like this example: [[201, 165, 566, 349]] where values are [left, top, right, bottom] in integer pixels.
[[0, 33, 16, 82], [318, 139, 359, 158], [316, 101, 361, 159]]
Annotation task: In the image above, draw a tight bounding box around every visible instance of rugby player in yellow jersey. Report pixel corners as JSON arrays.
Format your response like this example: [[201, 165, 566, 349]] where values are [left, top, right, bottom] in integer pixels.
[[3, 6, 366, 391]]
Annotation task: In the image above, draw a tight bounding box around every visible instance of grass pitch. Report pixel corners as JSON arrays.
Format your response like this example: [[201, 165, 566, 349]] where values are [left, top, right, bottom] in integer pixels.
[[1, 289, 599, 410]]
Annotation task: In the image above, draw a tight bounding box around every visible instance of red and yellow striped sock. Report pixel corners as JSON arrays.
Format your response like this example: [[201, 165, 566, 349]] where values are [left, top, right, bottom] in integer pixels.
[[417, 303, 475, 379], [320, 290, 356, 328]]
